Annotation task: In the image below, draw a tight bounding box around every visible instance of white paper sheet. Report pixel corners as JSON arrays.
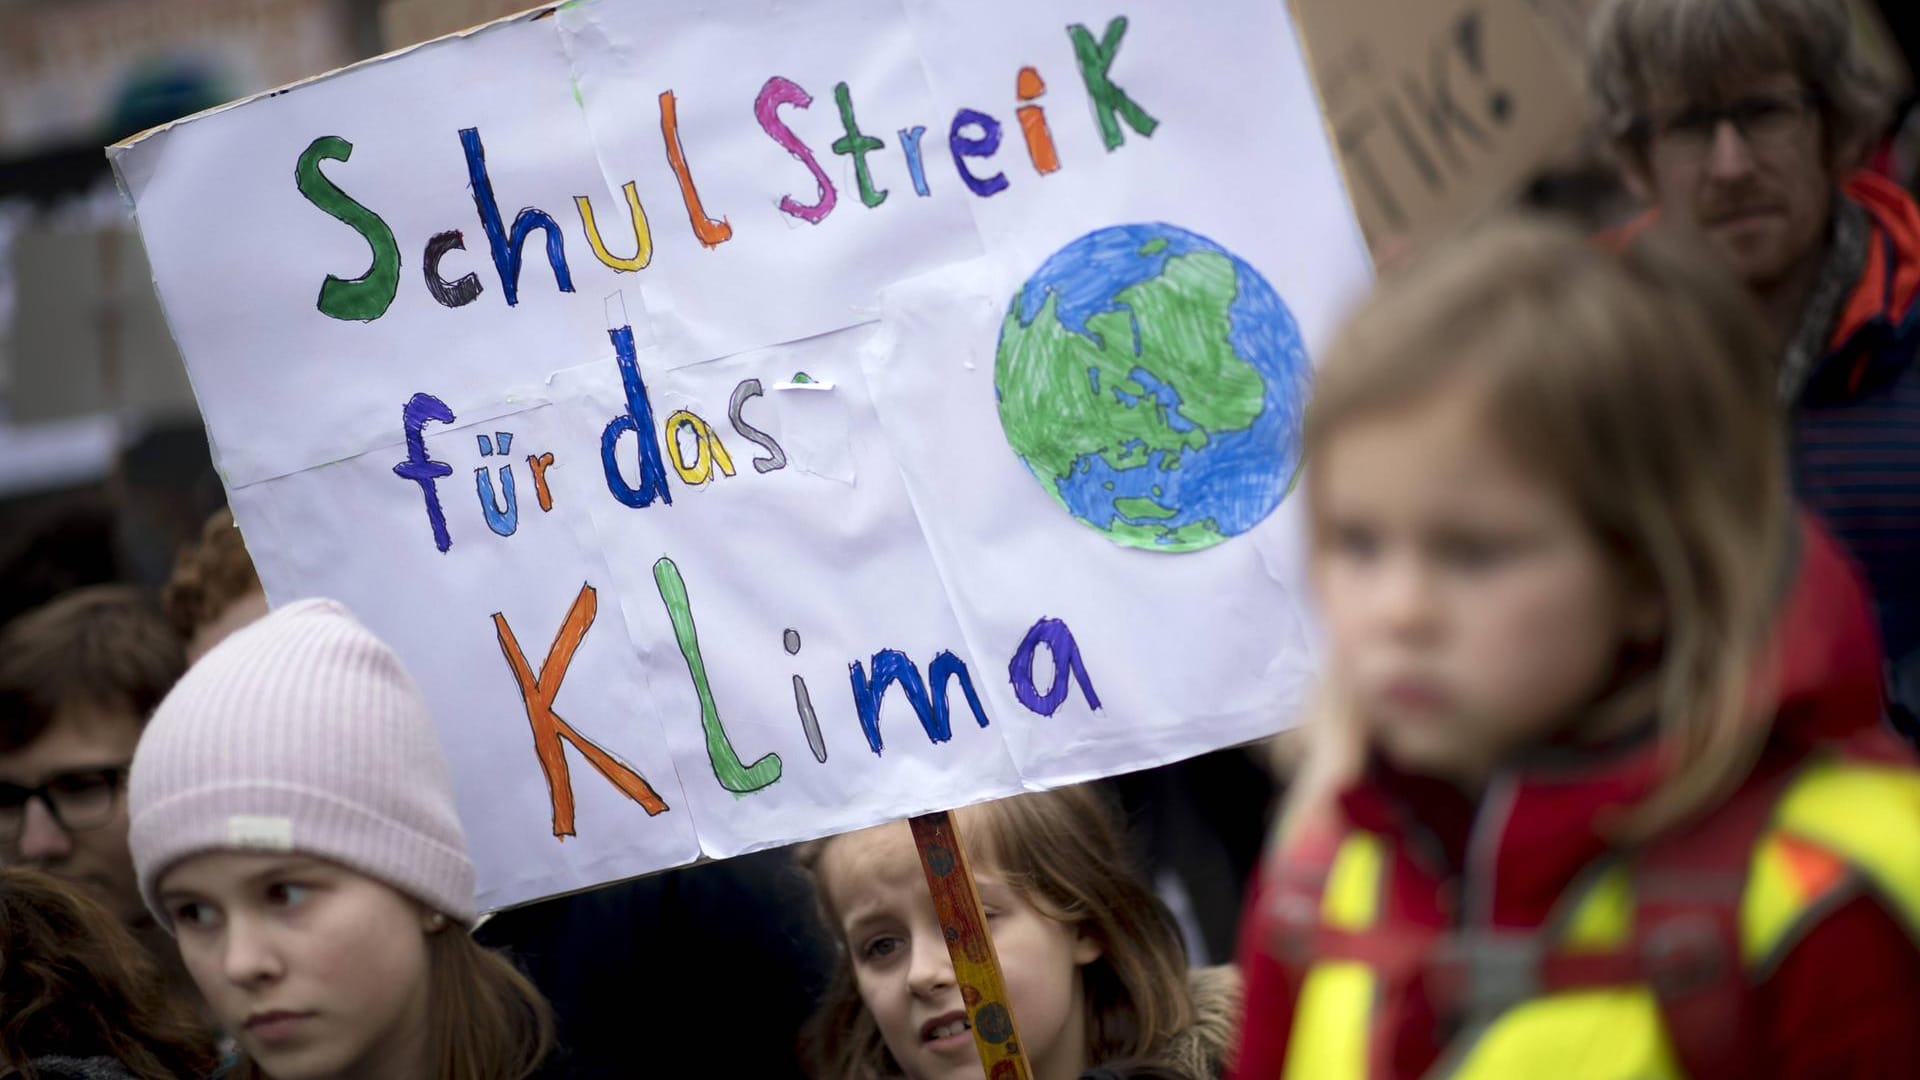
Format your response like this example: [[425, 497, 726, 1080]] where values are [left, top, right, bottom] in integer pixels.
[[114, 17, 633, 490], [556, 0, 986, 366], [863, 260, 1326, 787], [551, 327, 1023, 858], [229, 399, 699, 911]]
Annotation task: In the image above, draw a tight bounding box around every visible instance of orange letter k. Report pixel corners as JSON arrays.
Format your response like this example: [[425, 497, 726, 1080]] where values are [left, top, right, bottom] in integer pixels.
[[494, 583, 669, 838]]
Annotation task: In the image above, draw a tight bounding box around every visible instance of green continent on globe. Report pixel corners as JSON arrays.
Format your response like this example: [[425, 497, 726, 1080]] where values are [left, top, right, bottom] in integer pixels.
[[996, 249, 1264, 547]]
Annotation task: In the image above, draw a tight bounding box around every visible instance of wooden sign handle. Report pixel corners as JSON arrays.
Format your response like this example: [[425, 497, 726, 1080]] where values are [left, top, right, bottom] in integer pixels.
[[908, 810, 1035, 1080]]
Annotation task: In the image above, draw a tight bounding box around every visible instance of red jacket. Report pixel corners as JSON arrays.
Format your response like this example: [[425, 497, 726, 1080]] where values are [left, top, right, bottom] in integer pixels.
[[1608, 174, 1920, 689], [1233, 518, 1920, 1079], [1825, 171, 1920, 358]]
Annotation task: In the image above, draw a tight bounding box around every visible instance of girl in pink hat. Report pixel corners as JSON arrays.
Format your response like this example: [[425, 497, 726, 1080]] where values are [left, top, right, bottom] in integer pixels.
[[128, 598, 552, 1080]]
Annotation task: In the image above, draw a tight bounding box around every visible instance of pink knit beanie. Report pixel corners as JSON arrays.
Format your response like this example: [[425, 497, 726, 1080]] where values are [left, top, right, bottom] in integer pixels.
[[129, 598, 476, 927]]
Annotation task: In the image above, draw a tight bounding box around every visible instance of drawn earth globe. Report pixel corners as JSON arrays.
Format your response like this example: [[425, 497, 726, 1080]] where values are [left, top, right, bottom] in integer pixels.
[[994, 222, 1311, 553]]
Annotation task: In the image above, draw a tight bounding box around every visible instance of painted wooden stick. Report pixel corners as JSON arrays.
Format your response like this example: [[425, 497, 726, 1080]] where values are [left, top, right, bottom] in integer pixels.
[[909, 810, 1035, 1080]]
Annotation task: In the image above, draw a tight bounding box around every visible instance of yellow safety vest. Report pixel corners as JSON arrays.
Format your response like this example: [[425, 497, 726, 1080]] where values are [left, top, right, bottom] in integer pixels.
[[1281, 758, 1920, 1080]]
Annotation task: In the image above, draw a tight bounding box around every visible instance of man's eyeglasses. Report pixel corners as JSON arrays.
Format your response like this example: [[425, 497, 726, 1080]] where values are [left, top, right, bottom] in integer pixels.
[[0, 766, 129, 839], [1637, 93, 1817, 159]]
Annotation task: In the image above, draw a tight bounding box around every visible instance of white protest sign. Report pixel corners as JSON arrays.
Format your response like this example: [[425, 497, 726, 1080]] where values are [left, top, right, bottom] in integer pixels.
[[113, 0, 1372, 911]]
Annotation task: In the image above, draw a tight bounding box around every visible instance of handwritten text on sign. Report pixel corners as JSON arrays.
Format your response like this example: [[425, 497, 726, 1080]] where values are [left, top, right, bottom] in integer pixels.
[[298, 20, 1151, 323], [345, 20, 1141, 826], [113, 0, 1369, 910]]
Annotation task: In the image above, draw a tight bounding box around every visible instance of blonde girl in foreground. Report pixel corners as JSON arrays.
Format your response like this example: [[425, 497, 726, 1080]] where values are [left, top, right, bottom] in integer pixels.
[[1234, 220, 1920, 1079]]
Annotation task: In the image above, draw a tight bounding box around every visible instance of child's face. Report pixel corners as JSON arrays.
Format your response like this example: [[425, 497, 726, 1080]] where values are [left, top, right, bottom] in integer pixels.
[[819, 821, 1101, 1080], [1311, 383, 1640, 786], [160, 852, 435, 1080]]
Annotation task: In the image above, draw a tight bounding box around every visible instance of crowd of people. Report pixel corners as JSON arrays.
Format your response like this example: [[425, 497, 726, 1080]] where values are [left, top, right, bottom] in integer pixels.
[[4, 1, 1920, 1078]]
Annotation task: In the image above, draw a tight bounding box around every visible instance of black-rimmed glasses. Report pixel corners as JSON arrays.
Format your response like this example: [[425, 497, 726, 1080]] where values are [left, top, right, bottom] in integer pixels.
[[0, 766, 129, 839], [1637, 93, 1818, 160]]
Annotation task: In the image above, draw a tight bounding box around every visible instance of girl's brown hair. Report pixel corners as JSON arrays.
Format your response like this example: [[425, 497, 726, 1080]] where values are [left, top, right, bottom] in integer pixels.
[[1293, 217, 1790, 843], [162, 507, 262, 642], [0, 867, 219, 1080], [226, 927, 554, 1080], [796, 786, 1194, 1080]]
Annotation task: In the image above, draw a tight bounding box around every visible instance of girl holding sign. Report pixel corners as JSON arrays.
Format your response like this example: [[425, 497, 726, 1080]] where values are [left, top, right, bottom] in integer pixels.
[[798, 785, 1240, 1080], [126, 600, 554, 1080], [1236, 220, 1920, 1077]]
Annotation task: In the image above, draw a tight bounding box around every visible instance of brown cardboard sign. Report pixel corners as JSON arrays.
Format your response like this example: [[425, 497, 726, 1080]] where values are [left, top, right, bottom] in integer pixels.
[[379, 0, 540, 50], [1292, 0, 1588, 251]]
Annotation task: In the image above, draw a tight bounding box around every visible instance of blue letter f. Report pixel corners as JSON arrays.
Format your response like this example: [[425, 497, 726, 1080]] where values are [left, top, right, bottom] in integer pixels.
[[394, 392, 457, 552]]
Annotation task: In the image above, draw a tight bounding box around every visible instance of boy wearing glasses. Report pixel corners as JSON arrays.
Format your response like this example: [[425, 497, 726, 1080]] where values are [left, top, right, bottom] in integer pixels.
[[0, 586, 185, 931], [1593, 0, 1920, 737]]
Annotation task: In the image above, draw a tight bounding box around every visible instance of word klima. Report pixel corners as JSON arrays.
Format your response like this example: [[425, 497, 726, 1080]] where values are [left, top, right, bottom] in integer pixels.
[[492, 567, 1103, 838], [295, 17, 1157, 322]]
